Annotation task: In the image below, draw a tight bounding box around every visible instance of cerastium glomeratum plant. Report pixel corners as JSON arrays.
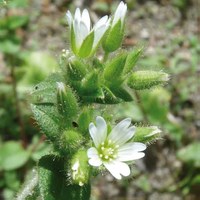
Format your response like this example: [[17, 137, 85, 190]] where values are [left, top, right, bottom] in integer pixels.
[[17, 2, 169, 199]]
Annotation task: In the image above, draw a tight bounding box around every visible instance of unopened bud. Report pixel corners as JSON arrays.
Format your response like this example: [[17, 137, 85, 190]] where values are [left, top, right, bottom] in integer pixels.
[[127, 71, 169, 90], [67, 57, 87, 81], [133, 126, 161, 144], [57, 82, 79, 122], [71, 150, 90, 186], [103, 2, 127, 52], [60, 130, 82, 154]]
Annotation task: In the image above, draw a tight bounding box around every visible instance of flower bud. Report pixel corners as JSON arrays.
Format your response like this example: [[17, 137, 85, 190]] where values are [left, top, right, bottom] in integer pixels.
[[66, 8, 110, 58], [133, 126, 161, 144], [60, 130, 82, 154], [67, 57, 87, 81], [127, 70, 169, 90], [71, 150, 90, 186], [103, 1, 127, 52], [56, 82, 79, 122]]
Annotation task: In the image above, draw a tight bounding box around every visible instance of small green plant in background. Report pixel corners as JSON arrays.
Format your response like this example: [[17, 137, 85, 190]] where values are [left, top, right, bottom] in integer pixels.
[[13, 1, 170, 199]]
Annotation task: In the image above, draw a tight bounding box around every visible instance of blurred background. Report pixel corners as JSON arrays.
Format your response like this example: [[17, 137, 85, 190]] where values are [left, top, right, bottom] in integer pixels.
[[0, 0, 199, 199]]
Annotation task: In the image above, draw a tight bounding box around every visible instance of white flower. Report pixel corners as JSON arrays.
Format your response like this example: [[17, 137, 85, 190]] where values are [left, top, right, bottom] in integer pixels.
[[66, 8, 110, 57], [112, 1, 127, 28], [87, 116, 146, 179]]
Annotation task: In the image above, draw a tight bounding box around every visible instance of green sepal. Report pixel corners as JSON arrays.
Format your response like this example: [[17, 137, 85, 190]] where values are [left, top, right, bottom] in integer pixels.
[[67, 58, 87, 81], [81, 71, 100, 96], [59, 130, 83, 154], [123, 47, 143, 75], [38, 154, 91, 200], [133, 126, 161, 144], [127, 70, 169, 90], [57, 83, 79, 123], [71, 25, 77, 55], [70, 150, 90, 186], [103, 53, 127, 85], [110, 86, 133, 102], [78, 31, 94, 58], [31, 104, 60, 140], [78, 108, 93, 135], [96, 86, 122, 104], [103, 20, 124, 52], [92, 57, 104, 69]]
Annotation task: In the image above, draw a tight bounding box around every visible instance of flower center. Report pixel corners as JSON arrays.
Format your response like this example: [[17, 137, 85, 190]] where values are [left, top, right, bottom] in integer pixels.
[[98, 140, 119, 161]]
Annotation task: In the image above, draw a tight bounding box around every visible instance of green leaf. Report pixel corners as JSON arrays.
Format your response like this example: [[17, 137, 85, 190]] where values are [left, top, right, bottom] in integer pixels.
[[103, 20, 124, 52], [177, 142, 200, 167], [31, 104, 60, 140], [30, 73, 63, 104], [78, 31, 94, 58], [0, 39, 20, 54], [7, 15, 29, 30], [0, 141, 30, 171], [38, 155, 91, 200]]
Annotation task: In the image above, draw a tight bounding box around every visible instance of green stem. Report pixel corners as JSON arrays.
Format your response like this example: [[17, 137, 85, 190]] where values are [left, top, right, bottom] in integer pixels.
[[134, 90, 149, 123], [103, 52, 109, 62]]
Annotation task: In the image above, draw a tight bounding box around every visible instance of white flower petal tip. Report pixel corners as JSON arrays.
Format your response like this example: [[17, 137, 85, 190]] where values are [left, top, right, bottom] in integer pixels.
[[87, 116, 146, 180], [66, 7, 110, 57], [145, 126, 162, 137], [56, 82, 65, 91], [112, 1, 127, 26]]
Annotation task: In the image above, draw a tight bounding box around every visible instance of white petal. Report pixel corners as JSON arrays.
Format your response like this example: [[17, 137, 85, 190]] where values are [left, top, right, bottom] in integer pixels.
[[89, 123, 99, 147], [103, 162, 122, 179], [87, 147, 98, 158], [108, 118, 135, 145], [88, 158, 102, 166], [121, 3, 127, 22], [93, 24, 107, 49], [94, 15, 108, 30], [80, 20, 89, 41], [96, 116, 107, 145], [74, 8, 81, 22], [82, 9, 90, 31], [104, 160, 130, 179], [118, 142, 146, 152], [66, 11, 73, 26], [113, 1, 125, 25], [118, 152, 145, 162], [116, 161, 130, 176], [89, 116, 107, 148], [74, 19, 82, 48]]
